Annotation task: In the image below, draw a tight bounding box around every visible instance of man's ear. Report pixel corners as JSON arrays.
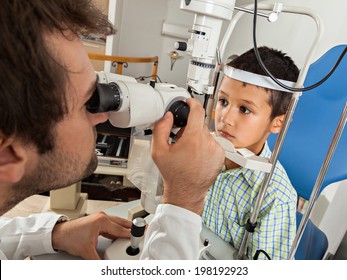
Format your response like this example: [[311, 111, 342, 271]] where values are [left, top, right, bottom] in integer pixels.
[[270, 114, 285, 134], [0, 137, 27, 183]]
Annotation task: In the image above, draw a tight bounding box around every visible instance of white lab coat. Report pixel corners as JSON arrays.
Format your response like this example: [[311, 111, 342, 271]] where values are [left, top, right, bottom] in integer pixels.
[[0, 213, 63, 260], [140, 204, 201, 259], [0, 204, 201, 260]]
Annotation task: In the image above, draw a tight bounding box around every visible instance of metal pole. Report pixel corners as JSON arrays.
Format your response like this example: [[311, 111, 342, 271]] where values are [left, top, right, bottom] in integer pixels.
[[288, 102, 347, 259], [237, 94, 300, 259]]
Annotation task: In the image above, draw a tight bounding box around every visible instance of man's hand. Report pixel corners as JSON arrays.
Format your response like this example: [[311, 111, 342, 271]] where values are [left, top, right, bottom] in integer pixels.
[[151, 98, 225, 215], [52, 212, 131, 259]]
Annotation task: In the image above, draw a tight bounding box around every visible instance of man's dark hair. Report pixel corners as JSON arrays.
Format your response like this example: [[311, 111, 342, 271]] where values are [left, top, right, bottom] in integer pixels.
[[0, 0, 114, 153], [228, 46, 299, 120]]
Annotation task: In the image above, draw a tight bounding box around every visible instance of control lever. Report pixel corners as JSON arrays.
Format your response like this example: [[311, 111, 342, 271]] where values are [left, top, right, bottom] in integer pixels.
[[126, 218, 146, 256], [103, 217, 147, 260]]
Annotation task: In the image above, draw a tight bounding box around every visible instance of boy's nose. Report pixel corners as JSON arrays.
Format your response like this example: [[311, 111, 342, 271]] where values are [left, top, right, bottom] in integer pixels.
[[221, 109, 236, 127]]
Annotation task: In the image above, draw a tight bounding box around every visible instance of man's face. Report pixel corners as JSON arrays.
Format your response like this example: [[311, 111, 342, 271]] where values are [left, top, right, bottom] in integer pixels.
[[9, 31, 108, 203], [215, 76, 275, 156]]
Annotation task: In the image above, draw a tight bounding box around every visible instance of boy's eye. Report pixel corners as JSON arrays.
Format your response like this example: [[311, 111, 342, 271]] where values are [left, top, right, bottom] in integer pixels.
[[240, 106, 251, 114], [218, 98, 228, 106]]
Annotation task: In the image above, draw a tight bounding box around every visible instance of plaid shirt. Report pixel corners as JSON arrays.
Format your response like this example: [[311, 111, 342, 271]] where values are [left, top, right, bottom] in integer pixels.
[[202, 142, 297, 260]]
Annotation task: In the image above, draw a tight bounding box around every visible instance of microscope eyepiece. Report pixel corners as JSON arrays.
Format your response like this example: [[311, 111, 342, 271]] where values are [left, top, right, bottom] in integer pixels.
[[86, 82, 122, 113]]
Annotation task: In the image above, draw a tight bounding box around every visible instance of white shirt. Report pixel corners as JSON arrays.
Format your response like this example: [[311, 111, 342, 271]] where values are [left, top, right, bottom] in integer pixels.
[[140, 204, 202, 259], [0, 213, 63, 260], [0, 205, 201, 260]]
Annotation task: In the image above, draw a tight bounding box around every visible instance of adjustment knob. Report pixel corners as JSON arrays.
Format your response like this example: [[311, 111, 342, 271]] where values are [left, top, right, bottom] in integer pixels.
[[174, 41, 187, 51], [168, 100, 190, 127], [126, 217, 146, 256]]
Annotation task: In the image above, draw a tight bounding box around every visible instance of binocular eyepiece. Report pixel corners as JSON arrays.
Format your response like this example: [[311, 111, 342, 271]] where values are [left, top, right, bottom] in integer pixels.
[[87, 82, 122, 113], [86, 80, 190, 128]]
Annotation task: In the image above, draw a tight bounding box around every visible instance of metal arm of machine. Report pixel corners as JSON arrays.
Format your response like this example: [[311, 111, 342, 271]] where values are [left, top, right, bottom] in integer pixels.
[[224, 3, 324, 260], [234, 3, 283, 23], [89, 0, 326, 261]]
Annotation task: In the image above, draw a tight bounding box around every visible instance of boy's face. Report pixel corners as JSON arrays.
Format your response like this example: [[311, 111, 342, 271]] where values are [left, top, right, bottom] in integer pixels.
[[215, 75, 282, 155]]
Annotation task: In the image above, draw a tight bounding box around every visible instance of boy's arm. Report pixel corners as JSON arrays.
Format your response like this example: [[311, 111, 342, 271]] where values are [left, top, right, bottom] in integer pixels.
[[249, 201, 297, 260]]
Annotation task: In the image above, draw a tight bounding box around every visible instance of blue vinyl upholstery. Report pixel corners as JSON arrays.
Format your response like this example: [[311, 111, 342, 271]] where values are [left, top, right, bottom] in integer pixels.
[[268, 45, 347, 259], [268, 44, 347, 200], [294, 212, 328, 260]]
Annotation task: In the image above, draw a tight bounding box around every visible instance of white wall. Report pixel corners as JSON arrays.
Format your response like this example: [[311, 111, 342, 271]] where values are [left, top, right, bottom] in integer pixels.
[[107, 0, 347, 86], [225, 0, 347, 70], [107, 0, 194, 86]]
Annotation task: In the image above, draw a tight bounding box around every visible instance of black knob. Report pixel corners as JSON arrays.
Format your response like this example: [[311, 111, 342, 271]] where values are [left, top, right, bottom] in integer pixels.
[[174, 41, 187, 51], [126, 218, 146, 256], [131, 217, 146, 238], [168, 100, 190, 127], [150, 80, 156, 88]]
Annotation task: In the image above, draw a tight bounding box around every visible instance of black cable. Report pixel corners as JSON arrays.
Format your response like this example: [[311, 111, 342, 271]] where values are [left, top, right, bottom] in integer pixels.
[[135, 75, 162, 83], [253, 249, 272, 260], [252, 0, 347, 92]]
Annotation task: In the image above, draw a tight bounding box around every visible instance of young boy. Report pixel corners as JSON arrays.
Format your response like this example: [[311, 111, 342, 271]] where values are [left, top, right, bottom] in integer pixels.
[[202, 47, 299, 260]]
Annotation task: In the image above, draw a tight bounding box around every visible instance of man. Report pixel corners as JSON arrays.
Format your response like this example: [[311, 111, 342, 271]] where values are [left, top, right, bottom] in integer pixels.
[[0, 0, 224, 260]]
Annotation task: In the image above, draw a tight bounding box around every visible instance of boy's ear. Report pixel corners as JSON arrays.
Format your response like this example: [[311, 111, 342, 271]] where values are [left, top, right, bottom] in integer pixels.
[[270, 114, 285, 134], [0, 137, 27, 184]]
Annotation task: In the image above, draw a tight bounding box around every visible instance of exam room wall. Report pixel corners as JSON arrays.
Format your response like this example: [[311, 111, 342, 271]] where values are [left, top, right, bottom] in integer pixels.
[[224, 0, 347, 70], [105, 0, 347, 87]]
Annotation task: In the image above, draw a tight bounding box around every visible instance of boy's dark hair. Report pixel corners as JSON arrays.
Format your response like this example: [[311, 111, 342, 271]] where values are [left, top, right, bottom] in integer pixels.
[[0, 0, 114, 153], [228, 46, 299, 120]]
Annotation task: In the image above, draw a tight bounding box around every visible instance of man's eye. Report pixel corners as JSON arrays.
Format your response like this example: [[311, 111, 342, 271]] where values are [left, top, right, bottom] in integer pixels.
[[240, 106, 251, 114]]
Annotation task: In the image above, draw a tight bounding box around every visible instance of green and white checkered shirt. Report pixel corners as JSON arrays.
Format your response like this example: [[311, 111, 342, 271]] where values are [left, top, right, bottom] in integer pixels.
[[202, 142, 297, 260]]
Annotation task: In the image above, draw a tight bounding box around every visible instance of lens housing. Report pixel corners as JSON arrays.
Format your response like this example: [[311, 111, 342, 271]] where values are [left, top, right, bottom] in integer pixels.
[[87, 82, 122, 113]]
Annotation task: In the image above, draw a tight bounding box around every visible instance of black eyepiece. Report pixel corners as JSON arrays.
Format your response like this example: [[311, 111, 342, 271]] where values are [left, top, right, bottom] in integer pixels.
[[86, 82, 122, 113]]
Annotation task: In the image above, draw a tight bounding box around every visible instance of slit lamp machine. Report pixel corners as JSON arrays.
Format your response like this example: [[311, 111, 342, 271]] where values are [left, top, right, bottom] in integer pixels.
[[85, 0, 347, 260]]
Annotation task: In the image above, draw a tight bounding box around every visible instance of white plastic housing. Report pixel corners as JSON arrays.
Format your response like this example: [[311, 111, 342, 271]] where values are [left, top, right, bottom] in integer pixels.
[[107, 82, 190, 129], [179, 0, 236, 94], [180, 0, 235, 20]]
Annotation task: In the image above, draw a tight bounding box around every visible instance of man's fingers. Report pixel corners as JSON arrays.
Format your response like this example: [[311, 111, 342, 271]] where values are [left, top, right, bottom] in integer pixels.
[[151, 111, 174, 157], [184, 98, 206, 133], [101, 222, 131, 240], [107, 216, 132, 229]]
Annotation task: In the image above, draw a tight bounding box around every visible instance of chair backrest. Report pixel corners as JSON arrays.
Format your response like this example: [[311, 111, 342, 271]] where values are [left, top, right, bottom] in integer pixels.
[[88, 53, 159, 81], [268, 45, 347, 259], [268, 44, 347, 200], [295, 211, 328, 260], [310, 179, 347, 258]]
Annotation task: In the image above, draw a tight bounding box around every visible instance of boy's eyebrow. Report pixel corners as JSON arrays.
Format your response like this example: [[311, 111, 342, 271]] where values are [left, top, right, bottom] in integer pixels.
[[218, 89, 228, 96], [241, 99, 258, 108], [218, 89, 259, 109]]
